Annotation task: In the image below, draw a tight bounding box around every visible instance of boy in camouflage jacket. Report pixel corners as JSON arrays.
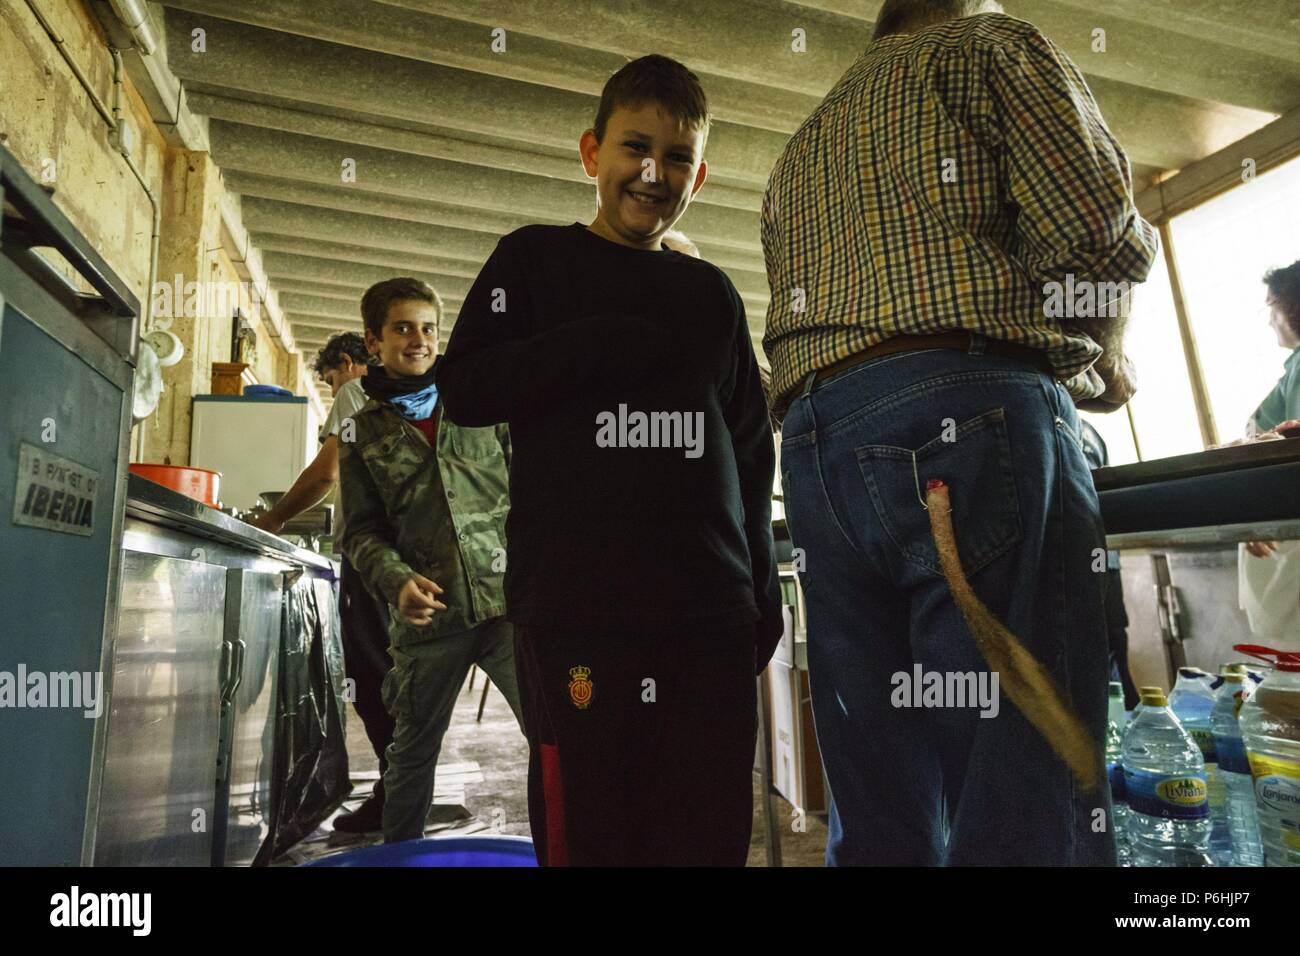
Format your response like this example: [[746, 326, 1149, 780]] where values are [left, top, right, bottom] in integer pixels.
[[339, 277, 524, 843]]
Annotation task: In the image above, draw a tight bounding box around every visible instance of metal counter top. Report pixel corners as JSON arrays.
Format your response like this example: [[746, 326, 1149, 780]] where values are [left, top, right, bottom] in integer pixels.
[[125, 473, 335, 574], [1095, 438, 1300, 547], [1092, 438, 1300, 491]]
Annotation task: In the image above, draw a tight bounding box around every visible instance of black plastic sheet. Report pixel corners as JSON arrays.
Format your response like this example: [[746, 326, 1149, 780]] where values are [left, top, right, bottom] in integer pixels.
[[254, 571, 351, 865]]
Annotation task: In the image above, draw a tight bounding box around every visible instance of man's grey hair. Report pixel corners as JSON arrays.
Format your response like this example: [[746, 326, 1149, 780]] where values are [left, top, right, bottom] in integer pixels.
[[873, 0, 1004, 40], [662, 229, 700, 258]]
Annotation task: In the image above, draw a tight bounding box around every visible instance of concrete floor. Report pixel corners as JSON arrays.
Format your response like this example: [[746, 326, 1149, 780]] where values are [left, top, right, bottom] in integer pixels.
[[335, 668, 829, 866]]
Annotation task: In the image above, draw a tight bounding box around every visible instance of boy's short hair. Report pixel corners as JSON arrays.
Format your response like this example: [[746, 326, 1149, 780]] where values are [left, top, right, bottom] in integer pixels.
[[592, 54, 710, 147], [312, 331, 373, 376], [1264, 259, 1300, 339], [360, 277, 443, 340]]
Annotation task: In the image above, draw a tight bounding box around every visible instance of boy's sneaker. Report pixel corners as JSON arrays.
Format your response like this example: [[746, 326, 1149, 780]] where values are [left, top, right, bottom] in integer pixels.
[[332, 793, 384, 833]]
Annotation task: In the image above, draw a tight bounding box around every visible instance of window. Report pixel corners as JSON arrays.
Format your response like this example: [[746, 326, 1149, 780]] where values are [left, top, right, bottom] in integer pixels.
[[1168, 155, 1300, 442], [1080, 248, 1202, 465]]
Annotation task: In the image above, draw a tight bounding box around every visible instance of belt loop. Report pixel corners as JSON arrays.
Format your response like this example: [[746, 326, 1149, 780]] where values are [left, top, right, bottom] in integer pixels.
[[968, 333, 986, 356], [799, 370, 818, 398]]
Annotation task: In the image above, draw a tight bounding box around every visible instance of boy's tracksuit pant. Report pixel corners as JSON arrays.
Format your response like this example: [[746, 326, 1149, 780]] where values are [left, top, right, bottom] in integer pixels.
[[380, 616, 524, 843], [514, 622, 758, 866]]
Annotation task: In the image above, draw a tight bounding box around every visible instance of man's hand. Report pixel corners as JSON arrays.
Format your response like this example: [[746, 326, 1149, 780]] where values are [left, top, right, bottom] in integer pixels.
[[1076, 353, 1138, 413], [1245, 540, 1279, 558], [397, 574, 447, 626], [250, 512, 285, 535]]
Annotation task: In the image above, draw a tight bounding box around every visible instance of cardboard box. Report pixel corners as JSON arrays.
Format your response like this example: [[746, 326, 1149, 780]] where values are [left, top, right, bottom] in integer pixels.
[[766, 658, 826, 813]]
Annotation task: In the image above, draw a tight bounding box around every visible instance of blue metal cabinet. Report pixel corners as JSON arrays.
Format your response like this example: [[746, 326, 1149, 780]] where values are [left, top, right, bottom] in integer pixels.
[[0, 145, 138, 866]]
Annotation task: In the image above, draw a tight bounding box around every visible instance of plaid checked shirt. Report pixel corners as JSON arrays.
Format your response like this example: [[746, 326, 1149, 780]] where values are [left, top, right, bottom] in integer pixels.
[[761, 13, 1158, 420]]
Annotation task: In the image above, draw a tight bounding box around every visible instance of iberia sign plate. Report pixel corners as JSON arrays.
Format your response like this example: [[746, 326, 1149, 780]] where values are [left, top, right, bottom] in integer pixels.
[[13, 441, 99, 537]]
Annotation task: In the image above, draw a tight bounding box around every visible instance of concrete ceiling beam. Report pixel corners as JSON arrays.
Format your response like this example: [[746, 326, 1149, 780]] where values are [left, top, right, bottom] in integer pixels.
[[262, 251, 471, 297], [160, 0, 822, 133], [1042, 0, 1300, 64], [207, 120, 763, 253], [191, 92, 763, 212], [224, 168, 550, 242], [162, 10, 782, 189], [251, 233, 485, 279], [379, 0, 1300, 117]]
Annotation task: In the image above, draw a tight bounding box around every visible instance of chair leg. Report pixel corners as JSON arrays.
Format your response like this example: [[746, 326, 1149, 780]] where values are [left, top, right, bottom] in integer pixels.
[[467, 663, 476, 692], [477, 679, 491, 722]]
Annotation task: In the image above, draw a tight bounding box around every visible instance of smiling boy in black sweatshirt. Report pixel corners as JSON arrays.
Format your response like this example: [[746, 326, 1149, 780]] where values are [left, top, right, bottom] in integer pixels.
[[437, 55, 781, 866]]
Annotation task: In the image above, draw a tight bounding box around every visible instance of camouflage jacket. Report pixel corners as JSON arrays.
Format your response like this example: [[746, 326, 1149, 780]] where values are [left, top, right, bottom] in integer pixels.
[[338, 398, 511, 645]]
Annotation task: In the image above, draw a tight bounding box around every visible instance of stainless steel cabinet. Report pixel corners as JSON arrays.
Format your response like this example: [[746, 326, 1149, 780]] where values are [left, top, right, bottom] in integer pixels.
[[94, 551, 226, 866], [215, 569, 283, 866]]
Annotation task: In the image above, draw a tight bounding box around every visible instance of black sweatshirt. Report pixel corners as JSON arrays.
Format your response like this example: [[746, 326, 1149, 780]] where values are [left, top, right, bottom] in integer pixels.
[[438, 223, 783, 648]]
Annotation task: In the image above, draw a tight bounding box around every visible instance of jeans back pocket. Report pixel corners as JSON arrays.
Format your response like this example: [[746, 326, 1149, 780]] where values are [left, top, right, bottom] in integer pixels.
[[856, 407, 1022, 578]]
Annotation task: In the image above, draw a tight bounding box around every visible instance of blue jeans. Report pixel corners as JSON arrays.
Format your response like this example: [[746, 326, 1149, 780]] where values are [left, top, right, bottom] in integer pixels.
[[780, 345, 1115, 866]]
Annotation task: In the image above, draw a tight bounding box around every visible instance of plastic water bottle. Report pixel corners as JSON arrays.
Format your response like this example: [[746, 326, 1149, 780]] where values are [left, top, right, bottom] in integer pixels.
[[1211, 670, 1264, 866], [1169, 667, 1217, 758], [1170, 667, 1223, 861], [1105, 682, 1131, 865], [1122, 688, 1213, 866], [1236, 644, 1300, 867]]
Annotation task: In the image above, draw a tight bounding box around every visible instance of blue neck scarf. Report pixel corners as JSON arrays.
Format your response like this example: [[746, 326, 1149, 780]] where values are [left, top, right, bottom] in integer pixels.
[[390, 382, 438, 421], [362, 362, 440, 420]]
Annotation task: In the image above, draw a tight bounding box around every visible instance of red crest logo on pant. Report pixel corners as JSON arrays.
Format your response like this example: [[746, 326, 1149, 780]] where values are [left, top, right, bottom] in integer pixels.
[[568, 665, 593, 709]]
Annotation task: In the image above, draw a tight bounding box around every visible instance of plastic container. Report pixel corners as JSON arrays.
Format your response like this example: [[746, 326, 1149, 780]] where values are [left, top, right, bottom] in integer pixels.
[[300, 835, 538, 867], [1122, 688, 1213, 867], [244, 384, 294, 398], [1210, 671, 1264, 866], [1235, 644, 1300, 867], [1105, 682, 1131, 865], [1170, 667, 1224, 862], [1169, 667, 1217, 759], [129, 463, 220, 507]]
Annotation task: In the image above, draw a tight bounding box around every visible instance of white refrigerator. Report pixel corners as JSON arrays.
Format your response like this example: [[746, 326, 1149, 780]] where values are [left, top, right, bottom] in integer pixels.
[[190, 394, 320, 509]]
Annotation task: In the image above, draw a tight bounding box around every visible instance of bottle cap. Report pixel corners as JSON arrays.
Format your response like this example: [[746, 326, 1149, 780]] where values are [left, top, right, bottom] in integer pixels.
[[1221, 662, 1248, 675], [1219, 672, 1244, 683], [1139, 688, 1168, 707]]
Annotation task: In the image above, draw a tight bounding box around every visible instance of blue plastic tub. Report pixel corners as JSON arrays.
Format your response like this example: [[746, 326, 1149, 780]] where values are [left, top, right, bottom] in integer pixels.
[[301, 835, 538, 867], [243, 384, 294, 398]]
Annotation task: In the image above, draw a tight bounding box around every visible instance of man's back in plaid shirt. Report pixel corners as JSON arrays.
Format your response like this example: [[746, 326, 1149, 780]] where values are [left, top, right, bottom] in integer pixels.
[[761, 10, 1157, 420], [764, 3, 1151, 867]]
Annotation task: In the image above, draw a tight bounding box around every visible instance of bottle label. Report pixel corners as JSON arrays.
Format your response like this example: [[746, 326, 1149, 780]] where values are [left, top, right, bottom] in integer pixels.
[[1216, 735, 1251, 775], [1107, 761, 1126, 802], [1123, 768, 1209, 820], [1189, 727, 1218, 763], [1248, 753, 1300, 851]]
